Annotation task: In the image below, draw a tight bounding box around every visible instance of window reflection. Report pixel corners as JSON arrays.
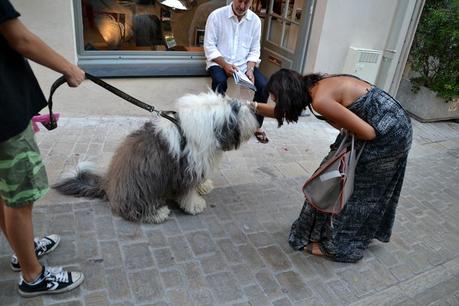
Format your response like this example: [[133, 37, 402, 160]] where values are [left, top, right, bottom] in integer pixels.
[[81, 0, 224, 51], [251, 0, 268, 17]]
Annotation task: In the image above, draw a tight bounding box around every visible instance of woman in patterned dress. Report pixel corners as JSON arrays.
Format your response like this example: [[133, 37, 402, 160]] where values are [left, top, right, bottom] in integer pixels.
[[250, 68, 412, 262]]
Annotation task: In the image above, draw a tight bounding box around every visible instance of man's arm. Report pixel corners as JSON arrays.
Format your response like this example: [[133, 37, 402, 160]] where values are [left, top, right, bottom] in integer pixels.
[[245, 61, 256, 82], [246, 19, 261, 64], [245, 17, 262, 82], [203, 13, 237, 76], [213, 56, 238, 76], [0, 18, 85, 87], [203, 13, 222, 63]]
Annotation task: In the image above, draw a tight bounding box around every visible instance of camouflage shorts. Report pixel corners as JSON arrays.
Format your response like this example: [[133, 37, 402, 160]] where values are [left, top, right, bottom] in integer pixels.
[[0, 123, 48, 207]]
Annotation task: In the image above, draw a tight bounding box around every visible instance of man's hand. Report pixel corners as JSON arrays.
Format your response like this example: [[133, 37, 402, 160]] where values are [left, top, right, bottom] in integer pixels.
[[246, 68, 255, 83], [63, 64, 85, 87], [223, 62, 238, 76]]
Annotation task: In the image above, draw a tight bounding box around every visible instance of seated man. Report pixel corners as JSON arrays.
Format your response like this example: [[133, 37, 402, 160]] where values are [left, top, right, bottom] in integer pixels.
[[204, 0, 269, 143]]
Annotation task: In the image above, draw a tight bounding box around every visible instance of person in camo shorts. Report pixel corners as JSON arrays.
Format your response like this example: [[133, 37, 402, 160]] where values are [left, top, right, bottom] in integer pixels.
[[0, 0, 86, 297]]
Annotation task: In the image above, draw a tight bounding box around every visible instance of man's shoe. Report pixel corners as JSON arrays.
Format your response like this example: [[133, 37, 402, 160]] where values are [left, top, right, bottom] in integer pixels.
[[11, 234, 61, 272], [18, 266, 84, 297]]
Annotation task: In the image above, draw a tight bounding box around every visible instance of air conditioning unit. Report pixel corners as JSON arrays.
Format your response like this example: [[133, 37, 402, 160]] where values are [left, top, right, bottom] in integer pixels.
[[342, 47, 383, 83]]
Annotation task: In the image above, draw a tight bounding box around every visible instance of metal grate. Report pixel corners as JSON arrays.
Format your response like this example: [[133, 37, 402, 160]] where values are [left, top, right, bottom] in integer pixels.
[[358, 52, 380, 63]]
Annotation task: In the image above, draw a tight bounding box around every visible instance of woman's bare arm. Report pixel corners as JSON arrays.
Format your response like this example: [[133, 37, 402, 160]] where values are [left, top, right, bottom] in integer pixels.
[[251, 102, 276, 118]]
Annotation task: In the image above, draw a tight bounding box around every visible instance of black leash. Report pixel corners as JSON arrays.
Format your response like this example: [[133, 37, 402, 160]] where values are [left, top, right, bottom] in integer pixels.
[[46, 73, 187, 149]]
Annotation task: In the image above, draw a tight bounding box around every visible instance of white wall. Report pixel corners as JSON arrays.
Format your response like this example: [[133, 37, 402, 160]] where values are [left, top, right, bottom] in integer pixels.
[[12, 0, 76, 85], [309, 0, 398, 74]]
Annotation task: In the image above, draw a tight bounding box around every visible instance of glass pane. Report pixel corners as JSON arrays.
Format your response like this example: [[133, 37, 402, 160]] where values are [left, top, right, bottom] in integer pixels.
[[271, 0, 283, 16], [281, 0, 291, 18], [287, 0, 304, 22], [251, 0, 268, 17], [267, 15, 283, 45], [281, 21, 299, 51], [81, 0, 226, 52]]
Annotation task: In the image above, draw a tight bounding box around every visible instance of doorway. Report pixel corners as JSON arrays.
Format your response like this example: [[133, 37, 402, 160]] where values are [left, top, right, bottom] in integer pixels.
[[258, 0, 316, 77]]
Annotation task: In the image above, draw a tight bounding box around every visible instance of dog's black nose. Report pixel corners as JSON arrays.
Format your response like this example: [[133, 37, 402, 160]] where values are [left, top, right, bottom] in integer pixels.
[[229, 99, 241, 114]]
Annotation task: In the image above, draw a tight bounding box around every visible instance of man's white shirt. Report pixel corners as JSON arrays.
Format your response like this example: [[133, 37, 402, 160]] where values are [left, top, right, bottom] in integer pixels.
[[204, 4, 261, 73]]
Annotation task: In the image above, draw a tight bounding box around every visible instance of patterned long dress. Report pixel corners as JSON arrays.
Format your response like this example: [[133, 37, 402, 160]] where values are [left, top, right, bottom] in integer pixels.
[[289, 86, 413, 263]]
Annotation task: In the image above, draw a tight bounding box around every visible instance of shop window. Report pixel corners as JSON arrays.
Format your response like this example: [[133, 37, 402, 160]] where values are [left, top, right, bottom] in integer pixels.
[[251, 0, 267, 18], [80, 0, 226, 52]]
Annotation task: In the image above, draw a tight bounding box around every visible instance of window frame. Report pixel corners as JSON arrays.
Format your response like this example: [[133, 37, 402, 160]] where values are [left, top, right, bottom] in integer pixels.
[[73, 0, 208, 76]]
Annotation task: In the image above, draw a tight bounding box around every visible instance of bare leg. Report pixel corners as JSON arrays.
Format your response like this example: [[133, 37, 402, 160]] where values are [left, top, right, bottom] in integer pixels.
[[3, 201, 42, 282]]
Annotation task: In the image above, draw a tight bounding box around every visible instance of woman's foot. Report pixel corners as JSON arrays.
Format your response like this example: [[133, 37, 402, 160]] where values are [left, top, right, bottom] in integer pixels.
[[305, 242, 325, 257], [254, 129, 269, 144]]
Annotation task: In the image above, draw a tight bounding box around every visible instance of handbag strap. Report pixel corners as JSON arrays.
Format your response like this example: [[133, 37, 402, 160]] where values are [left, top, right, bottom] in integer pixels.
[[333, 130, 349, 156], [356, 138, 366, 161], [349, 133, 366, 162], [334, 131, 366, 160]]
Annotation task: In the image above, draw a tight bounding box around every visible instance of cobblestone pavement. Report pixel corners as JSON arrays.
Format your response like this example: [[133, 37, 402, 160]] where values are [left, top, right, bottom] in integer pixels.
[[1, 115, 458, 306]]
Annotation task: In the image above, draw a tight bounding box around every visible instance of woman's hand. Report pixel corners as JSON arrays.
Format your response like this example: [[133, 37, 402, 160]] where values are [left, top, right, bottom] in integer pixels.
[[243, 100, 257, 111]]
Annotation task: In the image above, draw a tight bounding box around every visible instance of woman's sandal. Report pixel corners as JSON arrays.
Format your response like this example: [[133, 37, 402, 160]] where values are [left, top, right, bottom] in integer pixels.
[[254, 131, 269, 144]]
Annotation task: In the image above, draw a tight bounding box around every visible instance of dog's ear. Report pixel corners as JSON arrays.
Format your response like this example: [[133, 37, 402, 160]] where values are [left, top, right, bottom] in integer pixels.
[[215, 101, 241, 151]]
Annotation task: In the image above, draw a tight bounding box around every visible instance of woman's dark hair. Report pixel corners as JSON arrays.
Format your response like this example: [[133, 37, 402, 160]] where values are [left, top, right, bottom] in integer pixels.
[[266, 69, 324, 127]]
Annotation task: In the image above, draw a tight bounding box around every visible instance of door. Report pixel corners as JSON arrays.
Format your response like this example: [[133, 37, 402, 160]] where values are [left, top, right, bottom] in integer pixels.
[[258, 0, 316, 77]]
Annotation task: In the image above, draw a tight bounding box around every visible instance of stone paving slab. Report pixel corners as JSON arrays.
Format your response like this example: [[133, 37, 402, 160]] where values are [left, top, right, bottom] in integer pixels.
[[1, 116, 458, 306]]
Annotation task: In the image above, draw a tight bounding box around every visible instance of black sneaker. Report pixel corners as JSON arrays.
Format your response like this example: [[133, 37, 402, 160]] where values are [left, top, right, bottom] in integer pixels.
[[11, 234, 61, 272], [18, 266, 84, 297]]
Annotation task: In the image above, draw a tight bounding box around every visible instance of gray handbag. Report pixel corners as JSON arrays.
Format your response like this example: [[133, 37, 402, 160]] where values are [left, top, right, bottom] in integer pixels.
[[302, 131, 365, 214]]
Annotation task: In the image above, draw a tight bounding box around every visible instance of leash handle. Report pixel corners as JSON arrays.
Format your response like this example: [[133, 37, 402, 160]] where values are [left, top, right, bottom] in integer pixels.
[[44, 75, 67, 130], [85, 73, 156, 113]]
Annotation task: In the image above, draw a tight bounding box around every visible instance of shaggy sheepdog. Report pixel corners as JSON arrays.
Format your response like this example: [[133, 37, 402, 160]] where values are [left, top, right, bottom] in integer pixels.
[[54, 91, 258, 223]]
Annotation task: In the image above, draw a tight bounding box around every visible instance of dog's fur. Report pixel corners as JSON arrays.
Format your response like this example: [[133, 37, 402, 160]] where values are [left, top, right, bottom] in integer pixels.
[[54, 92, 258, 223]]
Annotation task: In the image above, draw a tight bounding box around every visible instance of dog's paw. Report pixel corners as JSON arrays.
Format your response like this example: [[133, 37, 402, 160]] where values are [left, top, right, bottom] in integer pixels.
[[141, 206, 170, 223], [196, 179, 214, 195], [186, 195, 207, 215]]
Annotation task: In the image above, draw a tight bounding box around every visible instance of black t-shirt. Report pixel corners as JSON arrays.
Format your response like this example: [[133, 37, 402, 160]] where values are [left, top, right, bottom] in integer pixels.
[[0, 0, 47, 142]]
